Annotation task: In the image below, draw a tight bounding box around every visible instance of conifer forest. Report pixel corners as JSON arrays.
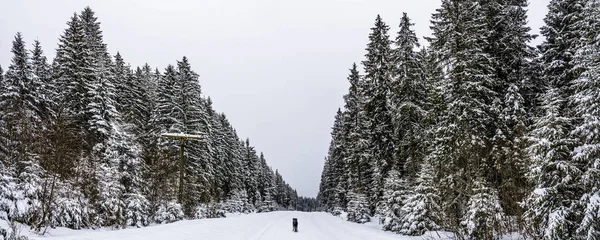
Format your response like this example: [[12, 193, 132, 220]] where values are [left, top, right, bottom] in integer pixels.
[[1, 0, 600, 240], [0, 6, 309, 236], [317, 0, 600, 239]]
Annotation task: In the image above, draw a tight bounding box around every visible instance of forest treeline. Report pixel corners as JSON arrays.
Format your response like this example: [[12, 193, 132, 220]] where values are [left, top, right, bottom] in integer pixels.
[[317, 0, 600, 239], [0, 7, 311, 236]]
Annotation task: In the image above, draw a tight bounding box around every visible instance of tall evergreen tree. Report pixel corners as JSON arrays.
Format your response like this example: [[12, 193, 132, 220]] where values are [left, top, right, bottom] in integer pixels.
[[30, 40, 54, 123], [361, 15, 395, 214], [148, 65, 180, 214], [389, 12, 427, 180], [428, 0, 499, 234], [53, 13, 88, 152], [524, 87, 582, 239], [478, 0, 535, 222], [337, 63, 361, 211], [1, 33, 40, 176], [320, 109, 344, 210], [0, 32, 46, 227], [571, 0, 600, 238], [395, 159, 441, 236], [523, 0, 587, 238]]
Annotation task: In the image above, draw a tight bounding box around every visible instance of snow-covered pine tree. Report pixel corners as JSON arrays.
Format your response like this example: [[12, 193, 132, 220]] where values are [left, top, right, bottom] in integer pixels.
[[346, 191, 370, 224], [460, 177, 506, 240], [260, 166, 277, 212], [0, 33, 46, 225], [112, 53, 138, 129], [524, 86, 582, 239], [98, 124, 149, 228], [1, 33, 39, 169], [381, 12, 427, 228], [395, 159, 441, 236], [244, 139, 261, 208], [0, 64, 4, 166], [148, 65, 180, 215], [539, 0, 586, 103], [479, 0, 535, 223], [427, 0, 499, 235], [492, 82, 529, 222], [523, 0, 587, 238], [320, 109, 345, 211], [318, 157, 332, 210], [175, 57, 211, 217], [381, 169, 411, 232], [219, 114, 244, 202], [389, 12, 427, 180], [54, 13, 89, 135], [256, 153, 277, 212], [361, 15, 395, 213], [334, 63, 361, 211], [30, 40, 54, 124], [52, 15, 104, 224], [204, 98, 224, 202], [570, 0, 600, 238]]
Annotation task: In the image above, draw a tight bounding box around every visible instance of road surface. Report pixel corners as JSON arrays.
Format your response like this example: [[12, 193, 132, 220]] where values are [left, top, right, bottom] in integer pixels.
[[29, 211, 449, 240]]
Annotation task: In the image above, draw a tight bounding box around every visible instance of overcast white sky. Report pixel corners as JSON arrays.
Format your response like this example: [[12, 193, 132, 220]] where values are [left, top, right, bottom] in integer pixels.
[[0, 0, 550, 197]]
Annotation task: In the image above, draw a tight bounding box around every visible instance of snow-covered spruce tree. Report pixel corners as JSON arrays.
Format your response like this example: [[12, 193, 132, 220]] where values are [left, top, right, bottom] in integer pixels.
[[381, 169, 411, 231], [30, 40, 54, 124], [93, 138, 124, 228], [427, 0, 500, 235], [0, 64, 4, 163], [346, 191, 370, 224], [380, 12, 427, 229], [492, 82, 529, 222], [244, 139, 261, 209], [571, 0, 600, 238], [80, 19, 141, 226], [460, 177, 506, 240], [319, 109, 346, 211], [205, 99, 225, 202], [154, 201, 184, 224], [0, 33, 47, 225], [389, 12, 427, 180], [539, 0, 586, 103], [361, 15, 395, 213], [480, 0, 535, 222], [174, 57, 211, 217], [524, 86, 582, 239], [328, 63, 362, 212], [522, 0, 587, 238], [256, 153, 278, 212], [103, 124, 149, 228], [396, 159, 441, 236], [221, 189, 251, 214], [53, 13, 89, 133], [134, 66, 158, 207], [317, 156, 332, 210], [274, 170, 286, 208], [112, 53, 135, 123], [148, 65, 180, 213], [218, 114, 244, 205]]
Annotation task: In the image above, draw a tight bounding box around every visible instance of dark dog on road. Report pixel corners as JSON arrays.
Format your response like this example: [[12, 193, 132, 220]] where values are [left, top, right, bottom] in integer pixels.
[[292, 218, 298, 232]]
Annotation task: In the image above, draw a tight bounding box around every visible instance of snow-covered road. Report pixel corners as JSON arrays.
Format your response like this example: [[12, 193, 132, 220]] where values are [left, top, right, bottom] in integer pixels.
[[28, 211, 449, 240]]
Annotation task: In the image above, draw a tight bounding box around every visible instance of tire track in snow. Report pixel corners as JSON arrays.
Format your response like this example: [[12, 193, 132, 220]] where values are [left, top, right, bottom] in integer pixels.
[[252, 212, 290, 240]]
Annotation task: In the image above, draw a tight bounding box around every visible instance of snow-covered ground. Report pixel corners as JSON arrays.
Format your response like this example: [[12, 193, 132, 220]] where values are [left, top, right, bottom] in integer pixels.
[[23, 211, 453, 240]]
